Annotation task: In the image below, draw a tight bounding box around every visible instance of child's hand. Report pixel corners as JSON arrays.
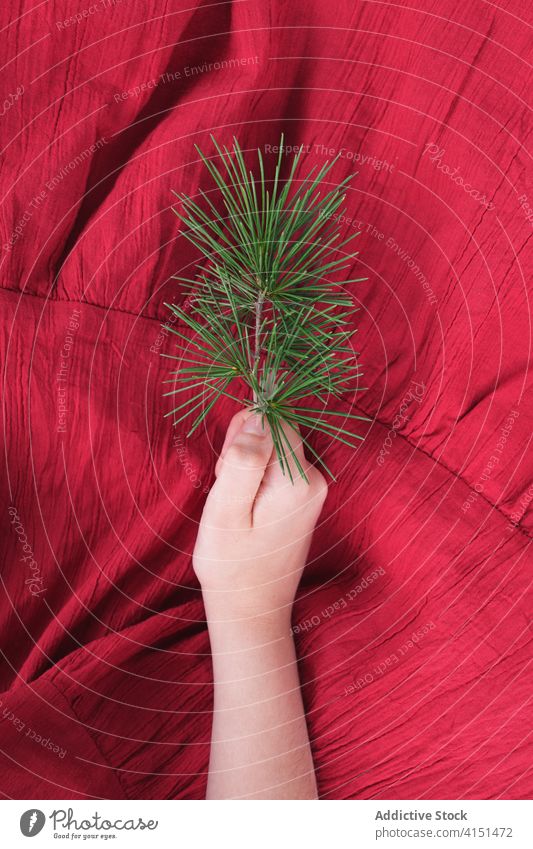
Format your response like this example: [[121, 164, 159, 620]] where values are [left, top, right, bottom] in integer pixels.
[[193, 410, 327, 627], [195, 410, 323, 798]]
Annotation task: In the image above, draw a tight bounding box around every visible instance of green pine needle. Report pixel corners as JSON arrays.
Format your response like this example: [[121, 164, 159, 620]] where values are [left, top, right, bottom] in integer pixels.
[[163, 136, 369, 480]]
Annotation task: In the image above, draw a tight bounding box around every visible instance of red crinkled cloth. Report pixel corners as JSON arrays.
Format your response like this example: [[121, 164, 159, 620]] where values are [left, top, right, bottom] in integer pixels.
[[0, 0, 531, 799]]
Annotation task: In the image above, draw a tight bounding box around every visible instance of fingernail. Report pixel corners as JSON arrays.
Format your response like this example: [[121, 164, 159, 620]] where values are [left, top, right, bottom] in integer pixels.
[[242, 414, 266, 435]]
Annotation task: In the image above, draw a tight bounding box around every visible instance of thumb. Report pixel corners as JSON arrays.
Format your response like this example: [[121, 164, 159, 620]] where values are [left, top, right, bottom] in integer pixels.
[[206, 413, 273, 527]]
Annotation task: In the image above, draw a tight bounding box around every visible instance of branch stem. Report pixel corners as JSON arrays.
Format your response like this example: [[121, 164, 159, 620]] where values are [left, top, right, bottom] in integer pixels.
[[252, 289, 265, 404]]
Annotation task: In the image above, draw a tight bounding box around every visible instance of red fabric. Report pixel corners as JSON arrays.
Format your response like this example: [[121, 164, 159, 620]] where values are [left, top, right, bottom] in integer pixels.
[[1, 0, 531, 799]]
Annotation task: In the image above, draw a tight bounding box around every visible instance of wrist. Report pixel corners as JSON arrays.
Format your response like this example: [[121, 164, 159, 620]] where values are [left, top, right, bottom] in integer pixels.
[[203, 596, 293, 647], [201, 583, 293, 620]]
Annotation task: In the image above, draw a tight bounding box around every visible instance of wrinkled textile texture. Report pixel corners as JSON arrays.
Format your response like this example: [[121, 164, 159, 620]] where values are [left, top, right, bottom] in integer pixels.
[[1, 0, 532, 800]]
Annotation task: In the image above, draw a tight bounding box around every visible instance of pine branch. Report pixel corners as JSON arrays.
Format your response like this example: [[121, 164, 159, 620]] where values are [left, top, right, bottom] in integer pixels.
[[163, 136, 369, 481]]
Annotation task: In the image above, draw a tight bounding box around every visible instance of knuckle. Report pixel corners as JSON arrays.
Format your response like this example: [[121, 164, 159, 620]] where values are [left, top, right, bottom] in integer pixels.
[[225, 439, 267, 469]]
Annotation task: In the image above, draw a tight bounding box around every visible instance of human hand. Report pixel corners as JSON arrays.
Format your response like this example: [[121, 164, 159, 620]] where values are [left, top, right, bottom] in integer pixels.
[[193, 410, 327, 628]]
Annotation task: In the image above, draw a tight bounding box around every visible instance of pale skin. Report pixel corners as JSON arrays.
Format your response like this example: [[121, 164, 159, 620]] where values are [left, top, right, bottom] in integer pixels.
[[193, 409, 327, 799]]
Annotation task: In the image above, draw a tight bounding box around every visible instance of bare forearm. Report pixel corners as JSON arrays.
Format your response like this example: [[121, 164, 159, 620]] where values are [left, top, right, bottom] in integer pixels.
[[205, 610, 318, 800], [194, 412, 325, 800]]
